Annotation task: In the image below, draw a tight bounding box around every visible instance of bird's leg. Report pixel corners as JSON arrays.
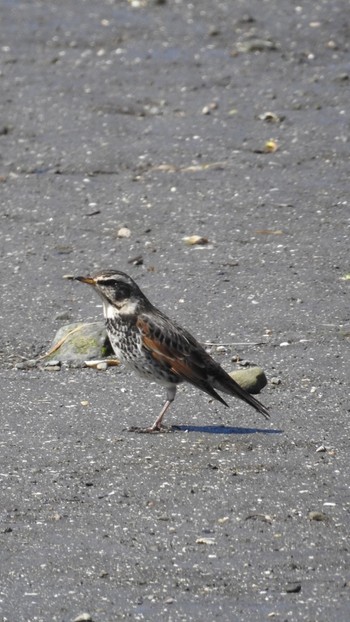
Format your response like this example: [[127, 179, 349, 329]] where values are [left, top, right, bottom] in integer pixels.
[[147, 384, 177, 432], [129, 386, 177, 433], [150, 400, 173, 431]]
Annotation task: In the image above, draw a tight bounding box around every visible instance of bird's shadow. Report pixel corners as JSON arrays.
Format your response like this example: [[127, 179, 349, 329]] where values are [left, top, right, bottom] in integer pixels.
[[173, 424, 283, 435]]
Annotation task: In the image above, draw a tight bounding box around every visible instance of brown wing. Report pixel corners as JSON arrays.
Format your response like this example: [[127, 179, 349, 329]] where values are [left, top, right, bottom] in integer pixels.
[[136, 313, 229, 406], [136, 308, 270, 420]]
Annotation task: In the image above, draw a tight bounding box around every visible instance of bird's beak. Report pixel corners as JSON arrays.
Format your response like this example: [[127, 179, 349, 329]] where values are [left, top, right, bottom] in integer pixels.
[[63, 274, 96, 285], [74, 275, 96, 285]]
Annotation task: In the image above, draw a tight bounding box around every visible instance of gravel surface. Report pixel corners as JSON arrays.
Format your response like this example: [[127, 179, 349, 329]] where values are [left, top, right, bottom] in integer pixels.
[[0, 1, 349, 621]]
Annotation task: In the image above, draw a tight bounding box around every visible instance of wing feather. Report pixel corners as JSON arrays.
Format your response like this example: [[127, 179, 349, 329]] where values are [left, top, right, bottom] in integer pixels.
[[136, 310, 269, 419], [137, 314, 228, 405]]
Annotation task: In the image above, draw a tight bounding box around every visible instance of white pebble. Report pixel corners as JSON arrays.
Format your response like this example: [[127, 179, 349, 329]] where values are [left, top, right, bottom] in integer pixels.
[[117, 226, 131, 238], [96, 362, 108, 371]]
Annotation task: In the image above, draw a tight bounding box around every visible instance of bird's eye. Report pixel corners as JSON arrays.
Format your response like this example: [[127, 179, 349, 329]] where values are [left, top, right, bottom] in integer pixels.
[[100, 279, 130, 300]]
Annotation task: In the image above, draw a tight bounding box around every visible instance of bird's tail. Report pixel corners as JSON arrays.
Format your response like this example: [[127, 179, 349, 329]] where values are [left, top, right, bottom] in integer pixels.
[[214, 373, 270, 420]]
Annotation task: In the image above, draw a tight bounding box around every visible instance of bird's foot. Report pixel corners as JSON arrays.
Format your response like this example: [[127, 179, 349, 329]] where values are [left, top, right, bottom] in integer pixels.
[[127, 424, 174, 434]]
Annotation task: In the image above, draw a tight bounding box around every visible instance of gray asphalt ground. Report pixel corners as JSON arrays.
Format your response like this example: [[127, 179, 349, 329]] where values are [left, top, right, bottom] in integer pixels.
[[0, 1, 349, 620]]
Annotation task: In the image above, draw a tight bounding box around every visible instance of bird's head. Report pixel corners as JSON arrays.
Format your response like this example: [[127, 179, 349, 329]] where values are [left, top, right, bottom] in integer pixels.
[[71, 270, 147, 317]]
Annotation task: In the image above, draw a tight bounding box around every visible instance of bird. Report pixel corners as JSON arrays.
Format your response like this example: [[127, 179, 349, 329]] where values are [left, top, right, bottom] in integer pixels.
[[70, 269, 270, 432]]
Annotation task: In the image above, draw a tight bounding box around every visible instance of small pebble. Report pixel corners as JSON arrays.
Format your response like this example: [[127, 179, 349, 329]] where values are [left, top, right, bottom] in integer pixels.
[[202, 102, 218, 115], [229, 366, 267, 394], [100, 570, 109, 578], [55, 311, 72, 321], [15, 359, 38, 370], [127, 254, 143, 265], [315, 444, 327, 453], [66, 361, 86, 369], [196, 537, 215, 545], [270, 376, 281, 385], [182, 235, 209, 246], [285, 583, 302, 593], [117, 226, 131, 238], [279, 341, 290, 347], [308, 511, 328, 522], [235, 38, 278, 53], [72, 614, 93, 622], [258, 111, 282, 123], [209, 26, 220, 36], [96, 362, 108, 371], [334, 72, 349, 81]]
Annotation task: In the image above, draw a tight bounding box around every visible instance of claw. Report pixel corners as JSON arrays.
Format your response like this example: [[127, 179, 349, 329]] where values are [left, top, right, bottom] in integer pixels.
[[127, 424, 174, 434]]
